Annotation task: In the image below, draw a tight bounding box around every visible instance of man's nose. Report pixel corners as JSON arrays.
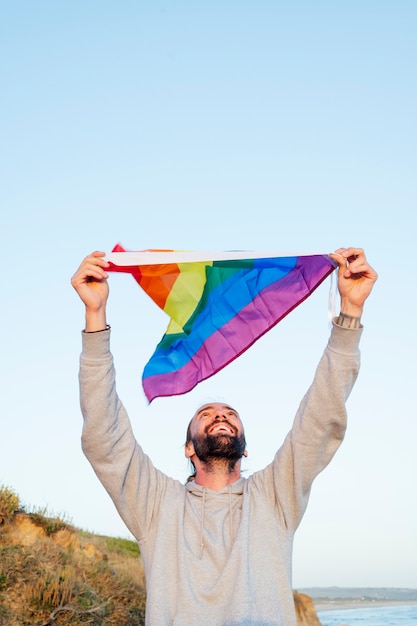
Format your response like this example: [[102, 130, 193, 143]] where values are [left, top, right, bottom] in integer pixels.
[[214, 412, 227, 420]]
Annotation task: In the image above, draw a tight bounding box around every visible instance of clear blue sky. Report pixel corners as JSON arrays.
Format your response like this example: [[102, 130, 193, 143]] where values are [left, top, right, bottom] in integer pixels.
[[1, 1, 416, 589]]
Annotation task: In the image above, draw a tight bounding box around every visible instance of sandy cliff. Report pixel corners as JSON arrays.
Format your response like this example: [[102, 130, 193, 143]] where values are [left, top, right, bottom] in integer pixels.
[[294, 591, 322, 626]]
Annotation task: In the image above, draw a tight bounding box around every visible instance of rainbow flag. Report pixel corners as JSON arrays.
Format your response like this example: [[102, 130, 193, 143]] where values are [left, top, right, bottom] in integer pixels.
[[106, 245, 337, 402]]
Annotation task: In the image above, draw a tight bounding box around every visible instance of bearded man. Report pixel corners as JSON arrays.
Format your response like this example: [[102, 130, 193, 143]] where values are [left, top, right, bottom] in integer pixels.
[[72, 246, 377, 626]]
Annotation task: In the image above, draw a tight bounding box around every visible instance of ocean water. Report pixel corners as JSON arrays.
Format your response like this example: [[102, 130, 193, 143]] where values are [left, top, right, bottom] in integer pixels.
[[317, 604, 417, 626]]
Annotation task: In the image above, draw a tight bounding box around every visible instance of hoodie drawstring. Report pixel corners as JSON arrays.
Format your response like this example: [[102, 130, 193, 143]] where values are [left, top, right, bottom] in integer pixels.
[[228, 485, 234, 544], [199, 488, 206, 559]]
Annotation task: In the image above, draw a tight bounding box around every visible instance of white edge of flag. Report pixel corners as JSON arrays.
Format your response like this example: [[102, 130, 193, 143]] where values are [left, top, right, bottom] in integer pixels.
[[105, 250, 334, 266]]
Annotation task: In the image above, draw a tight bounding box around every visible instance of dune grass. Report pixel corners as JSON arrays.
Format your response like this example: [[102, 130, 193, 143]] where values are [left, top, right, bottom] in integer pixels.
[[0, 485, 146, 625]]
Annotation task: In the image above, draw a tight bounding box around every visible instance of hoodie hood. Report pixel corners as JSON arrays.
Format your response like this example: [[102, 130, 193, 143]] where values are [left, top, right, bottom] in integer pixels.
[[185, 477, 245, 497]]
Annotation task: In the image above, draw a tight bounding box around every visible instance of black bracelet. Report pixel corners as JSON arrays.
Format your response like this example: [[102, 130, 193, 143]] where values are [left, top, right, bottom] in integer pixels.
[[84, 324, 111, 333]]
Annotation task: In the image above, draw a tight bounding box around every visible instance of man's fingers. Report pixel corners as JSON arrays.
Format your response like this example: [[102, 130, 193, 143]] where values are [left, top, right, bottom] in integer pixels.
[[329, 252, 347, 268], [330, 247, 377, 283], [84, 251, 110, 269], [71, 252, 110, 290], [83, 261, 109, 280]]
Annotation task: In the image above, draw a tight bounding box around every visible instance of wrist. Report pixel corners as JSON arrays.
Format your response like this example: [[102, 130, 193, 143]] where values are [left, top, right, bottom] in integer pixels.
[[85, 308, 107, 332], [340, 298, 363, 319]]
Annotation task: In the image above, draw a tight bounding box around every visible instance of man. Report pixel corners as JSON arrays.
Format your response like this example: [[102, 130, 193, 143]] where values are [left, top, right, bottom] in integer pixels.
[[71, 247, 377, 626]]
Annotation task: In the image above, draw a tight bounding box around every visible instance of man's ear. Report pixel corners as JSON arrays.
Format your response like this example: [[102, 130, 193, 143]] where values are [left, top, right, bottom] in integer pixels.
[[185, 441, 195, 459], [243, 449, 248, 458]]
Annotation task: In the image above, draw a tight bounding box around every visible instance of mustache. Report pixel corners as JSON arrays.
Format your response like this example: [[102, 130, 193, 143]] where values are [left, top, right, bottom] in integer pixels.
[[204, 420, 238, 436]]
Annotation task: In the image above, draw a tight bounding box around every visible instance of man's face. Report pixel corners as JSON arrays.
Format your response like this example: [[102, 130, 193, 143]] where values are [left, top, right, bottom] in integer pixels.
[[187, 403, 246, 465]]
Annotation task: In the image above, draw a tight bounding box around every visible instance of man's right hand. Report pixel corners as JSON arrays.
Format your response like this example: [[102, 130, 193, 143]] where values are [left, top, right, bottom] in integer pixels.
[[71, 251, 110, 331]]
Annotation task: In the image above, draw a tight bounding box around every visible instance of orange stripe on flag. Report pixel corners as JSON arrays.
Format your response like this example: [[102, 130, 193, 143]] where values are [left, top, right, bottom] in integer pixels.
[[138, 264, 181, 310]]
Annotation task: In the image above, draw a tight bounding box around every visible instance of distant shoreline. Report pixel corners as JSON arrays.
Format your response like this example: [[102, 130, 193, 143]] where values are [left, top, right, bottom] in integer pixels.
[[315, 599, 417, 612]]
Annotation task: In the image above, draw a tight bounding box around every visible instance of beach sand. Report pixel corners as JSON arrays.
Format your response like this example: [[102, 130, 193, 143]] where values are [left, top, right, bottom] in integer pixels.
[[314, 599, 417, 612]]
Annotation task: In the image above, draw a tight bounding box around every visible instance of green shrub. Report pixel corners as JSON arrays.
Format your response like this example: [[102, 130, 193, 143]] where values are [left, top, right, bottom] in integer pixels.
[[0, 485, 20, 525], [28, 510, 70, 535]]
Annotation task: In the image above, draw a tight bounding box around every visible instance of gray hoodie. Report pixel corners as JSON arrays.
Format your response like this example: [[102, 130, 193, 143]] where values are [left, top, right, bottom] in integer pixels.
[[80, 322, 362, 625]]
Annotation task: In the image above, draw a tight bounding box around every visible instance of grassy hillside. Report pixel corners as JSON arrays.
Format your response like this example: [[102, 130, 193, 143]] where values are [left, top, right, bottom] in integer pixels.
[[0, 485, 146, 625]]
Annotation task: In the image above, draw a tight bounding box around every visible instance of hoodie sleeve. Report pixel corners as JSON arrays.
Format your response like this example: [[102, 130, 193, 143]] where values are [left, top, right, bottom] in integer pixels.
[[252, 320, 362, 531], [79, 328, 173, 541]]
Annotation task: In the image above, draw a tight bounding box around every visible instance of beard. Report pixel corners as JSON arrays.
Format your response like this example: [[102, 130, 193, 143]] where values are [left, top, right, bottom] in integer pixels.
[[191, 427, 246, 472]]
